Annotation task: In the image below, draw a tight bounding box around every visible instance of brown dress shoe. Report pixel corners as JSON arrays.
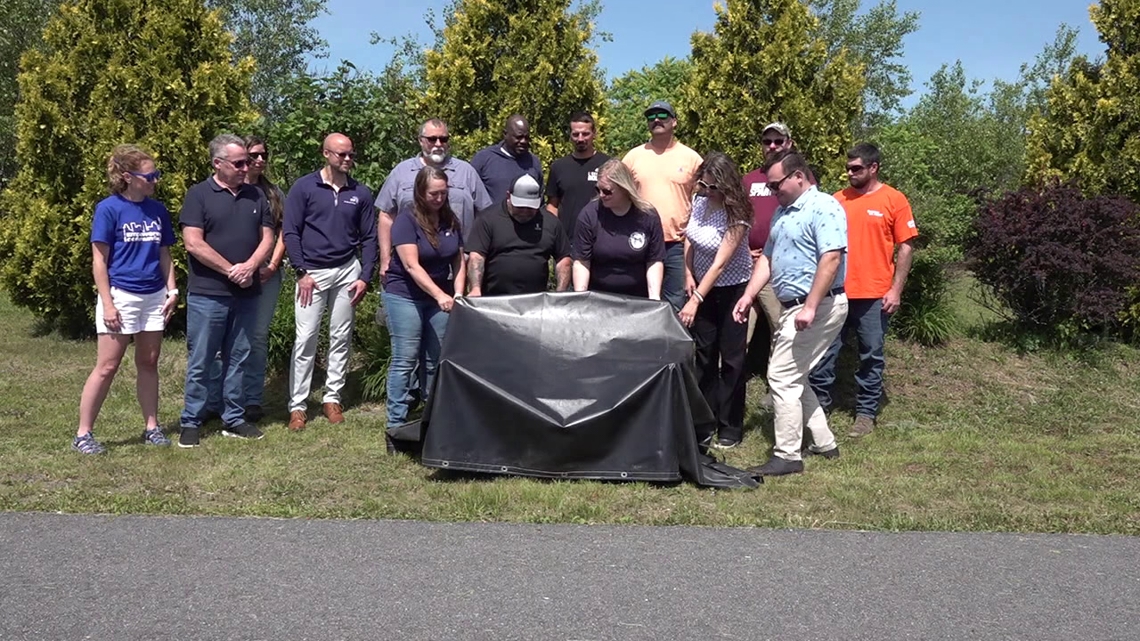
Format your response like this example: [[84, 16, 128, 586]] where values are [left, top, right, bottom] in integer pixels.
[[288, 410, 307, 431], [323, 402, 345, 424]]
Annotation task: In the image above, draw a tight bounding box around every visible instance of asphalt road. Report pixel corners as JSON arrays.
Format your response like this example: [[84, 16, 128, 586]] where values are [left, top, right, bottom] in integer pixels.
[[1, 513, 1137, 640]]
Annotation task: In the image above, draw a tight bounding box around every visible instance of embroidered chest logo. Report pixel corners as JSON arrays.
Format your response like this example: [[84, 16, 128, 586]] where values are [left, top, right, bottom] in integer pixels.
[[629, 231, 647, 250], [867, 209, 884, 217], [346, 196, 360, 206], [749, 183, 771, 198], [587, 170, 599, 182]]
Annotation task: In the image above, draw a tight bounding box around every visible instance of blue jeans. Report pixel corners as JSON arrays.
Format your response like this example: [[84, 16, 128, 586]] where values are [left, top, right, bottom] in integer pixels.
[[662, 241, 686, 313], [383, 292, 449, 428], [182, 293, 257, 428], [808, 297, 890, 418], [206, 270, 282, 411]]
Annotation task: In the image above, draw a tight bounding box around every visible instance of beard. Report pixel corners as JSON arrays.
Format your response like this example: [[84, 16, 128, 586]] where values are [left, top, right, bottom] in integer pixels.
[[427, 148, 449, 165]]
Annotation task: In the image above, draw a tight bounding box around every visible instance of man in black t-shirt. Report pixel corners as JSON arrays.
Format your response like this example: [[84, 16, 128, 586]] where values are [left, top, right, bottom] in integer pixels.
[[467, 175, 571, 296], [546, 111, 610, 244]]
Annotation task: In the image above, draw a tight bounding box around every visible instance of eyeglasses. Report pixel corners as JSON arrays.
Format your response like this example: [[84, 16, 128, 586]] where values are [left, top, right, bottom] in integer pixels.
[[846, 164, 867, 173], [696, 179, 719, 191], [220, 158, 250, 170], [646, 113, 672, 121], [324, 149, 356, 160], [766, 172, 797, 192], [248, 151, 269, 160], [420, 135, 450, 144], [595, 186, 614, 196], [762, 137, 786, 147], [129, 170, 162, 182]]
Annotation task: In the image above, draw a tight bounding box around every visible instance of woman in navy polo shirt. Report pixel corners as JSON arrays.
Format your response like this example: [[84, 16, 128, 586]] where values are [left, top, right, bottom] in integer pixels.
[[382, 166, 466, 429], [571, 159, 665, 299], [74, 144, 178, 454]]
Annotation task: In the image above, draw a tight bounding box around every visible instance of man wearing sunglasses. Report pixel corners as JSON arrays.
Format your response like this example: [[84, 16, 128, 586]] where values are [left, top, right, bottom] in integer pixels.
[[621, 100, 703, 313], [377, 118, 492, 279], [471, 114, 545, 208], [283, 133, 378, 431], [178, 134, 276, 447], [732, 150, 848, 476], [809, 142, 918, 439]]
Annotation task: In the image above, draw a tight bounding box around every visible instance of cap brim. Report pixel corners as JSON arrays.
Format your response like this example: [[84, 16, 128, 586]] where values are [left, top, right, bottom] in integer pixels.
[[510, 196, 542, 209]]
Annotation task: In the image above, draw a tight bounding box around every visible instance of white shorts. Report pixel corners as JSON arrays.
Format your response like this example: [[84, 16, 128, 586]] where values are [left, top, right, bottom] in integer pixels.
[[95, 287, 168, 335]]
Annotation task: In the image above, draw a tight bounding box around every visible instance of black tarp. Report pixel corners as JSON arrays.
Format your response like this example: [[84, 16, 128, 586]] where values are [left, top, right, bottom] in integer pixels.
[[389, 291, 758, 488]]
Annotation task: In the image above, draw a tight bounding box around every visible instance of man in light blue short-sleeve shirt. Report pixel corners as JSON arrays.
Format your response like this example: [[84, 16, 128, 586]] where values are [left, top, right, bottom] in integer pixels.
[[377, 118, 492, 280], [733, 150, 849, 477]]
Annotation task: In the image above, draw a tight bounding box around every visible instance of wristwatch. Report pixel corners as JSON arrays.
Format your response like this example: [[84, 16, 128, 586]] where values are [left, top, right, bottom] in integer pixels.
[[294, 267, 306, 277]]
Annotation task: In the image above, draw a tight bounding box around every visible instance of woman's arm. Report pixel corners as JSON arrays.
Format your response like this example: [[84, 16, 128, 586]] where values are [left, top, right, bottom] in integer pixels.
[[261, 228, 287, 282], [693, 225, 747, 300], [646, 261, 664, 301], [92, 242, 120, 331], [452, 250, 466, 299], [683, 237, 697, 297], [572, 259, 591, 292], [395, 244, 449, 301], [160, 246, 178, 321]]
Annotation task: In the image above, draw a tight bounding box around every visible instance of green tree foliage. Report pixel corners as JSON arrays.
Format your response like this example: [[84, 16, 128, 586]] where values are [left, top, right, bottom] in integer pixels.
[[422, 0, 608, 167], [206, 0, 328, 121], [0, 0, 56, 188], [1025, 0, 1140, 202], [807, 0, 920, 132], [0, 0, 257, 337], [605, 57, 692, 154], [266, 61, 421, 190], [682, 0, 866, 184]]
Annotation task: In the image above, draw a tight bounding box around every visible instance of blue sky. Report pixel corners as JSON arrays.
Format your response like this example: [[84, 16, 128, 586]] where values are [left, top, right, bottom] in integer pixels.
[[310, 0, 1103, 105]]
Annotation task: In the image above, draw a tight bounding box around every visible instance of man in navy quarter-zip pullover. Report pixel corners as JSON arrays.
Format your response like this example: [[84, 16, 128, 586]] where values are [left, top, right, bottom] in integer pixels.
[[283, 133, 378, 431]]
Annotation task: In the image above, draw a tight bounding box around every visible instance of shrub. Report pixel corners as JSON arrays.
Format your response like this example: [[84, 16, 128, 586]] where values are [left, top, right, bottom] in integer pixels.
[[966, 183, 1140, 343], [890, 248, 956, 345]]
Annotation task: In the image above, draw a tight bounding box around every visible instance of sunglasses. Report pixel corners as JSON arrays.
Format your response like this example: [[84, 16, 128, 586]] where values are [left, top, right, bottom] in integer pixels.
[[221, 158, 250, 170], [420, 135, 450, 144], [696, 179, 719, 191], [762, 137, 786, 147], [766, 172, 797, 192], [248, 151, 269, 160], [325, 149, 356, 160], [595, 186, 614, 196], [129, 170, 162, 182], [846, 164, 867, 173], [646, 113, 672, 121]]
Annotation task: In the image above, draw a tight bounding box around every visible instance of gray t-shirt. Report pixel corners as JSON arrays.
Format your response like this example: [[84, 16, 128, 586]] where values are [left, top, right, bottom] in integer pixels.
[[376, 156, 493, 240]]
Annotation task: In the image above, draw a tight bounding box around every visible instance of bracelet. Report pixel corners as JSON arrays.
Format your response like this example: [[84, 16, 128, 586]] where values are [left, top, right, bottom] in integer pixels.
[[165, 288, 179, 298], [692, 290, 704, 303]]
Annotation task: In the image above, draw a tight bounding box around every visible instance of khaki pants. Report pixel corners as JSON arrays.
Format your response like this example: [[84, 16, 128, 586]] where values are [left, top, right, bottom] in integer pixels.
[[767, 293, 848, 461], [289, 258, 361, 412], [745, 284, 783, 345]]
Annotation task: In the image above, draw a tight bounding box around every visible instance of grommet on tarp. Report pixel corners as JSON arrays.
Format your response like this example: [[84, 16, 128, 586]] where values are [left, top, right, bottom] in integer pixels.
[[500, 466, 509, 472], [441, 461, 449, 467]]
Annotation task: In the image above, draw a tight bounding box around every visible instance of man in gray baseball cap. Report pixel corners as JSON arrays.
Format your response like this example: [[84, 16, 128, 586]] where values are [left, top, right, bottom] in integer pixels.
[[466, 175, 572, 297]]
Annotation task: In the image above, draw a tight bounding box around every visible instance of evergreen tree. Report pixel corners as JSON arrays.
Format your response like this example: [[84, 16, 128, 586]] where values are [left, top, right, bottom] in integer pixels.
[[0, 0, 257, 336], [422, 0, 607, 167], [682, 0, 866, 183]]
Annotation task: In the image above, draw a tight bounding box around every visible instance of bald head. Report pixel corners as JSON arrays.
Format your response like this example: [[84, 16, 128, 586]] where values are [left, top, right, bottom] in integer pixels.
[[502, 115, 531, 157], [322, 132, 355, 175]]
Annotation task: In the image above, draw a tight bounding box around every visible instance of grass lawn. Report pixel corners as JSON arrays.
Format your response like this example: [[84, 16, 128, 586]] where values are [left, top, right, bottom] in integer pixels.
[[1, 280, 1138, 535]]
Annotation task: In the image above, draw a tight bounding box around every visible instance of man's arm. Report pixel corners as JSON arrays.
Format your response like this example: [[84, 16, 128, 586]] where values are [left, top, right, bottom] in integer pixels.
[[467, 252, 486, 296], [378, 211, 395, 279], [546, 196, 560, 216], [554, 257, 571, 291], [794, 250, 843, 331], [182, 226, 233, 276], [732, 253, 771, 323], [883, 239, 915, 314]]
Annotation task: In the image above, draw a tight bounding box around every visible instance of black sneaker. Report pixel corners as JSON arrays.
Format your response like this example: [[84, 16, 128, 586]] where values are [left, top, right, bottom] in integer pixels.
[[746, 457, 804, 476], [802, 444, 840, 459], [222, 422, 264, 440], [244, 405, 264, 423], [710, 437, 741, 450], [178, 427, 200, 449]]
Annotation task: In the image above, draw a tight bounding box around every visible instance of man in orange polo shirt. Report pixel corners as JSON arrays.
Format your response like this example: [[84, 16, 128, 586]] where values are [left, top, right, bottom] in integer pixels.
[[622, 100, 703, 312], [809, 142, 918, 437]]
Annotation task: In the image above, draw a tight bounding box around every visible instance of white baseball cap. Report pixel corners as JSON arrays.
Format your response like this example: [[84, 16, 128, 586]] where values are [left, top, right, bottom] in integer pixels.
[[509, 174, 542, 209]]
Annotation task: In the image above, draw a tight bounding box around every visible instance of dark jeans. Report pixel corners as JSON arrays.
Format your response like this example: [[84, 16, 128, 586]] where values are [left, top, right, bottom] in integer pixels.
[[181, 293, 256, 428], [663, 241, 686, 313], [808, 297, 890, 418], [691, 282, 749, 442]]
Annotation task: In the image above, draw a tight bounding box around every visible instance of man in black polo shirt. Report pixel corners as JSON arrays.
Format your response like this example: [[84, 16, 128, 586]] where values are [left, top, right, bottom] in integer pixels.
[[179, 133, 275, 448], [467, 175, 571, 296], [547, 111, 610, 244]]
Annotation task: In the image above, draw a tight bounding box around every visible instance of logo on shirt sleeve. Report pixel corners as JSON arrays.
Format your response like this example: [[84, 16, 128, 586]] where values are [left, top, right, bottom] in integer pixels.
[[907, 220, 916, 228], [629, 231, 647, 250]]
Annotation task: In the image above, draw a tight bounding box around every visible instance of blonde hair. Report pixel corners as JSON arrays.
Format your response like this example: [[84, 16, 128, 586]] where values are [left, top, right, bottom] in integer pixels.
[[600, 159, 654, 212], [106, 144, 153, 194]]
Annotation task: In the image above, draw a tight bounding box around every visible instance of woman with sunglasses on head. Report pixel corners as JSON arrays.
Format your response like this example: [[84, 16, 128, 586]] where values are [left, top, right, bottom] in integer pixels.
[[678, 152, 754, 449], [571, 159, 665, 299], [74, 144, 178, 454], [382, 166, 466, 430]]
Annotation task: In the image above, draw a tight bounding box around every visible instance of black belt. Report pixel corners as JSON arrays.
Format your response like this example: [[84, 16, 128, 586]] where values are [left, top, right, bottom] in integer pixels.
[[780, 286, 844, 309]]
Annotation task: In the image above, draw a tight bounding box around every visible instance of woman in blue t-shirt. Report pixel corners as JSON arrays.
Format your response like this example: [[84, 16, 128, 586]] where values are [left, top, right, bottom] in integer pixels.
[[571, 159, 666, 299], [679, 152, 754, 449], [382, 166, 466, 428], [74, 145, 178, 454]]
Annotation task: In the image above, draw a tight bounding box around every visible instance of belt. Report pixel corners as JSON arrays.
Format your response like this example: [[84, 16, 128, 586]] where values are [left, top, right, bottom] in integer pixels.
[[780, 286, 845, 309]]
